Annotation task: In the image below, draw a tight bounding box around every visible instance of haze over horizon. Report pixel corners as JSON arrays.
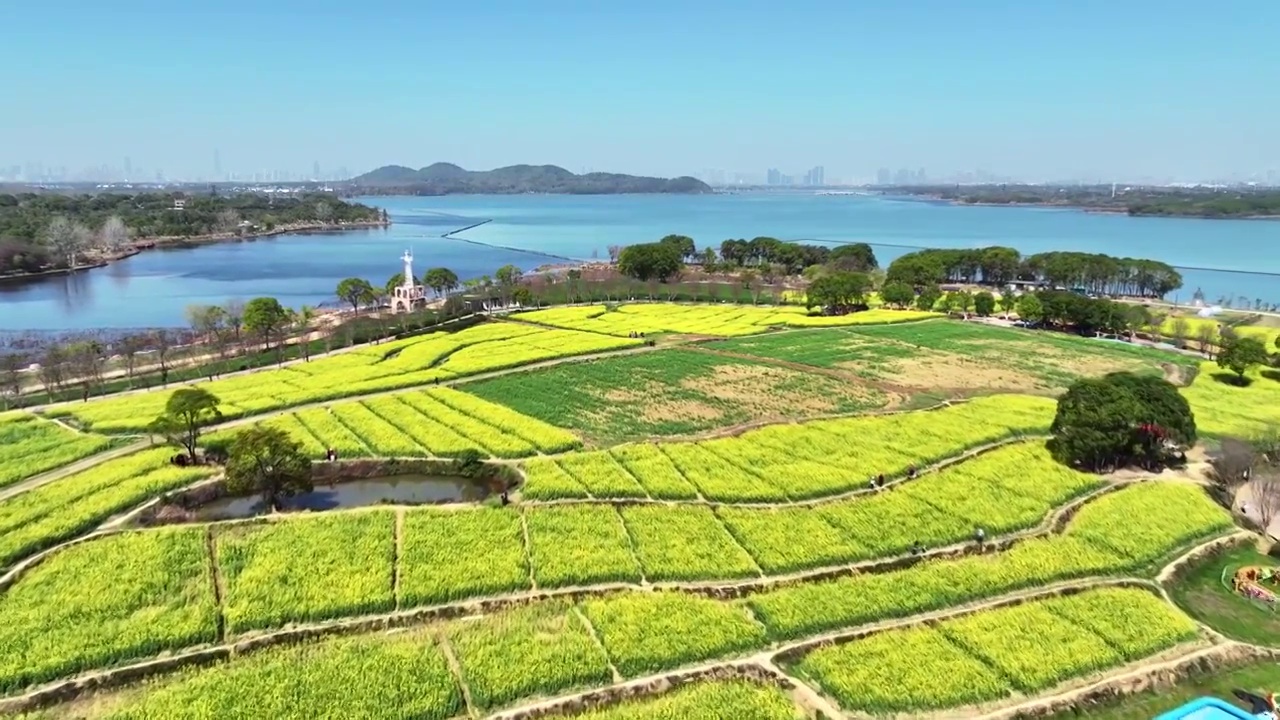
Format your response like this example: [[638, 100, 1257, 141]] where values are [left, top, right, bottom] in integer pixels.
[[3, 0, 1278, 184]]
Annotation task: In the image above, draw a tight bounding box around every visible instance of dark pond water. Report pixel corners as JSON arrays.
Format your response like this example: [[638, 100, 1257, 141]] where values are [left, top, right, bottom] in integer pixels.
[[192, 473, 489, 521]]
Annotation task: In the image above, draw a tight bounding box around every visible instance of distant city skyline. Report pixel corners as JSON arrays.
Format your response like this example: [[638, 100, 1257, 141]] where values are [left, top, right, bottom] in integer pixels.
[[2, 2, 1278, 184]]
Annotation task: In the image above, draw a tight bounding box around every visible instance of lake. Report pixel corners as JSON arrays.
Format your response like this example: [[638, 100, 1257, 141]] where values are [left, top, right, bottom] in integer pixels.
[[2, 193, 1278, 331]]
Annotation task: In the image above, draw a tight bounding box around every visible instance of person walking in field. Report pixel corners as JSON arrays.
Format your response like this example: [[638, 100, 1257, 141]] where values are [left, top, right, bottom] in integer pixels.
[[975, 527, 985, 545]]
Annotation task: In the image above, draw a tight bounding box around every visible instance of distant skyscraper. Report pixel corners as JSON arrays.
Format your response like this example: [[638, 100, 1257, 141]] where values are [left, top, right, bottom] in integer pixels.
[[766, 168, 782, 185], [810, 166, 825, 186], [916, 167, 927, 184], [313, 161, 321, 180], [894, 168, 910, 185], [123, 157, 132, 180], [213, 149, 222, 180], [876, 168, 891, 185]]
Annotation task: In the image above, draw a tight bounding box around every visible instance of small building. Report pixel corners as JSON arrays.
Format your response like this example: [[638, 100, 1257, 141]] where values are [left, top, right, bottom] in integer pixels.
[[391, 250, 426, 313], [172, 198, 187, 211]]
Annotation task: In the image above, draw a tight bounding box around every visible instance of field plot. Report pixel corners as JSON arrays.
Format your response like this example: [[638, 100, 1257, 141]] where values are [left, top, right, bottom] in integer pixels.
[[98, 631, 464, 720], [562, 680, 804, 720], [463, 348, 885, 445], [49, 322, 642, 433], [398, 507, 531, 605], [620, 505, 760, 582], [1180, 361, 1280, 438], [0, 528, 217, 694], [788, 588, 1198, 715], [0, 412, 114, 489], [0, 447, 216, 568], [216, 512, 395, 634], [518, 394, 1055, 502], [447, 600, 614, 711], [713, 319, 1194, 398], [206, 385, 580, 460], [749, 482, 1229, 641], [581, 591, 767, 676], [525, 505, 642, 588], [513, 302, 937, 337]]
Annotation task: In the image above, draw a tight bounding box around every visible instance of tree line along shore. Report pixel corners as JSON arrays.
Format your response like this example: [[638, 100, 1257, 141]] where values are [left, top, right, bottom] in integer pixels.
[[0, 191, 387, 278], [6, 234, 1278, 410]]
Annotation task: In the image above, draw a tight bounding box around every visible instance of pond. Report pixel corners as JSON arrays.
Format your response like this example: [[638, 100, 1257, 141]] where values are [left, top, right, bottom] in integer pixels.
[[191, 473, 491, 521]]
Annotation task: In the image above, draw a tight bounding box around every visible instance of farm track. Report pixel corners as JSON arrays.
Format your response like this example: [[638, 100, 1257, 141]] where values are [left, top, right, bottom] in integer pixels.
[[0, 472, 1206, 714], [0, 439, 150, 503]]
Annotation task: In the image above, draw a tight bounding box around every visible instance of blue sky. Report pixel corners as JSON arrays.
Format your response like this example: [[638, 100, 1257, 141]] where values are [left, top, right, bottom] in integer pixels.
[[3, 0, 1278, 181]]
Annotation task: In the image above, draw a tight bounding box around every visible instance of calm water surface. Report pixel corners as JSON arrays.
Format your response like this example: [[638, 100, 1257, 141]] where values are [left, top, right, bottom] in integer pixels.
[[192, 473, 488, 521], [2, 193, 1277, 331]]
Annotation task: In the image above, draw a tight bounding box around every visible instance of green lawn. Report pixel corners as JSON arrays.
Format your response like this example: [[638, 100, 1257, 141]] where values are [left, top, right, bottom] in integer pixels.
[[1166, 544, 1280, 647], [1048, 661, 1280, 719], [460, 348, 886, 446], [711, 320, 1195, 396]]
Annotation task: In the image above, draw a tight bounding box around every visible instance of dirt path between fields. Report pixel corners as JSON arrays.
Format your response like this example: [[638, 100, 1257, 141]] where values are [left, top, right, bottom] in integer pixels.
[[0, 440, 150, 503]]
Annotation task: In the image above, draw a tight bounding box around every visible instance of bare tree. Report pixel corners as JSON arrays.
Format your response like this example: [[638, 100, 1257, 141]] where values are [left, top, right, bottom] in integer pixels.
[[314, 201, 333, 223], [117, 334, 147, 387], [223, 299, 246, 351], [43, 216, 91, 269], [1195, 325, 1216, 358], [99, 216, 131, 253], [607, 245, 621, 263], [65, 340, 105, 401], [216, 209, 241, 233], [38, 345, 66, 402], [1249, 472, 1280, 534], [0, 351, 27, 409], [152, 330, 174, 385]]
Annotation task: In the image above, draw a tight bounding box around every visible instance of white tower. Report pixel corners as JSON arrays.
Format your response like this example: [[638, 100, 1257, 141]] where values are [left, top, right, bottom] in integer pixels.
[[391, 249, 426, 313]]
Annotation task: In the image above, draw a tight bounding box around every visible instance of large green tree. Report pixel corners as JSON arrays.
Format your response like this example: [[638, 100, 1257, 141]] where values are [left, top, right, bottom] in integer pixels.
[[1217, 336, 1270, 384], [242, 297, 290, 356], [828, 243, 878, 272], [148, 387, 222, 463], [1049, 372, 1196, 472], [805, 271, 870, 314], [618, 242, 683, 282], [658, 234, 696, 261], [336, 277, 374, 313], [225, 425, 313, 511], [423, 267, 459, 298], [879, 282, 915, 309]]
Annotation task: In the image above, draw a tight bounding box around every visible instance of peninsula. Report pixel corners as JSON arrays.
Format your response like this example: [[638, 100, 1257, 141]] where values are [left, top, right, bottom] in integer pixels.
[[0, 191, 386, 279], [882, 184, 1280, 219], [346, 162, 713, 195]]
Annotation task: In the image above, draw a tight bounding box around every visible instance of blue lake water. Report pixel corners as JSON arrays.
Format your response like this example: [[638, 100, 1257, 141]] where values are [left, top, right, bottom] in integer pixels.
[[2, 192, 1278, 331]]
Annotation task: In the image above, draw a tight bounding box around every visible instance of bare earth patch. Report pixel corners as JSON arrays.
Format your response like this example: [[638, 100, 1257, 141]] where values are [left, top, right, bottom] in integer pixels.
[[680, 364, 876, 415], [639, 400, 726, 425], [868, 355, 1050, 393]]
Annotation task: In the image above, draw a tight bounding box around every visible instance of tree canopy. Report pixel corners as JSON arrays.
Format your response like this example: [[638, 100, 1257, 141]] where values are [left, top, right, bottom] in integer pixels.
[[805, 271, 870, 314], [1217, 336, 1271, 384], [884, 247, 1181, 297], [336, 277, 374, 312], [224, 425, 313, 511], [1049, 372, 1196, 472], [617, 242, 684, 282], [147, 387, 222, 463]]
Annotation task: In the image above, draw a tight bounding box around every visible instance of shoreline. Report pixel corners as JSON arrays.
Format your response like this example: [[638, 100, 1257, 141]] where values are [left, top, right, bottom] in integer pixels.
[[887, 193, 1280, 220], [0, 220, 391, 284]]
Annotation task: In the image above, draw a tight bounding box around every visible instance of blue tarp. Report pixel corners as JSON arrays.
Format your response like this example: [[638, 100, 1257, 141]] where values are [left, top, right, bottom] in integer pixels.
[[1155, 697, 1261, 720]]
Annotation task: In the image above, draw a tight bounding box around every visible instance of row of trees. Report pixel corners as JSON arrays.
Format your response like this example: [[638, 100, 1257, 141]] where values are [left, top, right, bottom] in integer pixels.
[[0, 192, 385, 275], [885, 247, 1183, 298], [613, 235, 881, 285]]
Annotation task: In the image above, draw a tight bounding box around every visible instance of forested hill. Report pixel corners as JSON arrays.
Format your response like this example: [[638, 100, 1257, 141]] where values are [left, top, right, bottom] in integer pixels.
[[348, 163, 713, 195]]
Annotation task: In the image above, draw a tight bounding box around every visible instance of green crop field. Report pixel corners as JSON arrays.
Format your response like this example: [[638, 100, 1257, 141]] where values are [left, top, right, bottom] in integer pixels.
[[1, 305, 1272, 720], [710, 319, 1197, 398], [462, 348, 887, 445]]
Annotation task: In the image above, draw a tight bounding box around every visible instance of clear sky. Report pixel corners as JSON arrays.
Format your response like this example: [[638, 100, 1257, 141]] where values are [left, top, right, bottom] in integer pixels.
[[3, 0, 1278, 182]]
